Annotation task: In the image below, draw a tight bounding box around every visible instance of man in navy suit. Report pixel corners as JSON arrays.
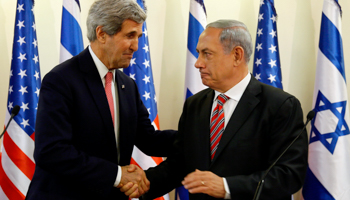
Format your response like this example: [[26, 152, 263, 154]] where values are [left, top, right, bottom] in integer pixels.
[[122, 19, 308, 200], [25, 0, 175, 199]]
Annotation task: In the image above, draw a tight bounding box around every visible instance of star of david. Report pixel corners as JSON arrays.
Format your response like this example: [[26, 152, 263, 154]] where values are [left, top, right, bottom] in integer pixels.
[[309, 91, 350, 154]]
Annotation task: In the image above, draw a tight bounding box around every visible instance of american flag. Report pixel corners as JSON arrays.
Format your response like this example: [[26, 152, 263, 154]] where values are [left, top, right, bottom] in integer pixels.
[[302, 0, 350, 199], [123, 1, 168, 200], [176, 1, 206, 199], [252, 0, 283, 89], [59, 0, 84, 63], [0, 0, 41, 199]]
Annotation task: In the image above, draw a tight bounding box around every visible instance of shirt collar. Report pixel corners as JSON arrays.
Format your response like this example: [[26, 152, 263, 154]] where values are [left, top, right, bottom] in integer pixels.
[[88, 45, 115, 81], [214, 72, 251, 102]]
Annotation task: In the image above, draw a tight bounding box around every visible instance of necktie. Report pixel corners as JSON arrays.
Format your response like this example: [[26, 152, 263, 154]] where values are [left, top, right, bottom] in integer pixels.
[[105, 72, 115, 126], [210, 94, 229, 160]]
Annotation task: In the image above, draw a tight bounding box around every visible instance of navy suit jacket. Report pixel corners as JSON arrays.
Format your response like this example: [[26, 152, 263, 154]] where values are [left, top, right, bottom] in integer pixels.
[[25, 48, 175, 200], [144, 76, 308, 200]]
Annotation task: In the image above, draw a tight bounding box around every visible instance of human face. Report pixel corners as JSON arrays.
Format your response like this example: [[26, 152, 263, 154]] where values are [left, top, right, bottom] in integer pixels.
[[103, 19, 143, 69], [194, 27, 236, 93]]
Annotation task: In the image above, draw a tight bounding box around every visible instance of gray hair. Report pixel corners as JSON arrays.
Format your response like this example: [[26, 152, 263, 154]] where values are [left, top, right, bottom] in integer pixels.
[[207, 19, 253, 63], [87, 0, 147, 42]]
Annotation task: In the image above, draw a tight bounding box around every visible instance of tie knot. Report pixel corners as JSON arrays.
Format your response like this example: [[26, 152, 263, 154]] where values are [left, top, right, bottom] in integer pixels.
[[105, 72, 113, 84], [217, 94, 229, 106]]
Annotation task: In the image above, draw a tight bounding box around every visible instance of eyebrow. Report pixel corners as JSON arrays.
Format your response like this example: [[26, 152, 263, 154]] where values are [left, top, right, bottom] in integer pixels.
[[196, 48, 211, 53], [127, 30, 143, 38]]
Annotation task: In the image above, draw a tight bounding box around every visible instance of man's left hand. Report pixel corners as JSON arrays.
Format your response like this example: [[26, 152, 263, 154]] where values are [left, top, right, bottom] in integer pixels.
[[182, 169, 226, 198]]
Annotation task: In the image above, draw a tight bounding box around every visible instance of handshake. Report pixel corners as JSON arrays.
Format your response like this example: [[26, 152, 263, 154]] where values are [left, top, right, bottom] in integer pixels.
[[117, 165, 226, 199], [117, 164, 149, 198]]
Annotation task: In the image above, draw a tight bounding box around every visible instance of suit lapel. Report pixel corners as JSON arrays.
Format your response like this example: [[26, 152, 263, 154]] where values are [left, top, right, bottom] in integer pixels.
[[79, 48, 115, 138], [211, 76, 261, 164]]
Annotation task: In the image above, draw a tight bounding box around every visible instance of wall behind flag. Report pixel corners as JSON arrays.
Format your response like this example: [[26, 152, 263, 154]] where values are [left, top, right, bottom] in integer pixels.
[[0, 0, 350, 190]]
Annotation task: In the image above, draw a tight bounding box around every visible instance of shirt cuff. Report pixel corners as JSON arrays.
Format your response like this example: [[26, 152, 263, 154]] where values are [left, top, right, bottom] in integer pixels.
[[114, 165, 122, 187], [223, 177, 231, 199]]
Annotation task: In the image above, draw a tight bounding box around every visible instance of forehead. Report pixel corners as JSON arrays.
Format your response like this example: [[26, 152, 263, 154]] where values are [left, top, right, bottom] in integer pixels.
[[120, 19, 143, 33], [197, 27, 222, 50]]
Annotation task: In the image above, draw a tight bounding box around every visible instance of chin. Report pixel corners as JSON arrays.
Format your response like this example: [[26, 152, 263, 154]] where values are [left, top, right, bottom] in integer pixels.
[[201, 79, 210, 87]]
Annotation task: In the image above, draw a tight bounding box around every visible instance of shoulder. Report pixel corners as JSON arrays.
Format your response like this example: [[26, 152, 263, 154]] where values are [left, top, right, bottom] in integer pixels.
[[250, 76, 296, 103], [41, 49, 92, 89], [46, 48, 90, 77], [115, 69, 135, 83], [186, 88, 213, 102]]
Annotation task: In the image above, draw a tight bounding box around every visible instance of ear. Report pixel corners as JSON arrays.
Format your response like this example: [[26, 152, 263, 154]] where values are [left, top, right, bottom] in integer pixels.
[[96, 26, 106, 44], [232, 46, 245, 65]]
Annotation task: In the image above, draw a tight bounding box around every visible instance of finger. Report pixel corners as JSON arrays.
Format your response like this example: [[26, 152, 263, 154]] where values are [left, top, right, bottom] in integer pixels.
[[129, 188, 141, 199], [183, 179, 206, 190], [188, 185, 207, 194], [145, 177, 150, 190], [127, 164, 138, 172], [120, 182, 134, 192], [138, 179, 147, 194], [137, 171, 149, 193], [124, 184, 139, 197], [182, 173, 200, 185]]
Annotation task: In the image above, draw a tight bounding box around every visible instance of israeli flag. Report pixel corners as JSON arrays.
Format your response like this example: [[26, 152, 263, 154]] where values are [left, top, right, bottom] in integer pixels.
[[184, 0, 207, 100], [60, 0, 84, 63], [302, 0, 350, 199]]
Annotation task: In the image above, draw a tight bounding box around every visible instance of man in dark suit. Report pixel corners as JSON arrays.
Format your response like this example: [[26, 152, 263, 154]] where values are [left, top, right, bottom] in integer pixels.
[[122, 19, 308, 200], [25, 0, 175, 199]]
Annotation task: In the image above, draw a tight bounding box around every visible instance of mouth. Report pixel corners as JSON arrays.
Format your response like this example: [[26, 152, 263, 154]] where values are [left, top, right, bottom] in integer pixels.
[[200, 72, 210, 77], [123, 52, 134, 58]]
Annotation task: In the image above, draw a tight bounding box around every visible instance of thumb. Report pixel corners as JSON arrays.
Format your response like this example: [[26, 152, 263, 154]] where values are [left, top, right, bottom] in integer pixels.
[[127, 164, 138, 172]]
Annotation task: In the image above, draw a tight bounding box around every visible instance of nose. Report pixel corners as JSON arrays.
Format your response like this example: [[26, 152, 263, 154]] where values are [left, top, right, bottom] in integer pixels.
[[194, 56, 204, 69], [130, 38, 139, 52]]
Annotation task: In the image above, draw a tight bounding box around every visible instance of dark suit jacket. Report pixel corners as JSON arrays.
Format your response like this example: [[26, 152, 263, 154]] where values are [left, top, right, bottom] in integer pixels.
[[144, 76, 308, 200], [25, 48, 175, 200]]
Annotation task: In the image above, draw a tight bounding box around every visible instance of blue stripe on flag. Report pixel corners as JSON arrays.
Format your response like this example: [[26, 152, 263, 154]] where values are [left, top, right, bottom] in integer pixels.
[[186, 88, 194, 99], [61, 7, 84, 56], [302, 167, 335, 200], [187, 13, 204, 58], [319, 13, 345, 81], [175, 185, 190, 200]]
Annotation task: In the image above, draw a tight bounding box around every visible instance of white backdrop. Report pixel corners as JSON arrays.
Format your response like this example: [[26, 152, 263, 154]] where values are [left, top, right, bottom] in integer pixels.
[[1, 0, 350, 199]]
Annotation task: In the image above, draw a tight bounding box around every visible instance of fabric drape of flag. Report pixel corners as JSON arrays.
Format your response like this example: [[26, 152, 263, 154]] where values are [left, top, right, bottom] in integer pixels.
[[252, 0, 283, 89], [0, 0, 41, 199], [123, 1, 168, 200], [176, 0, 206, 200], [184, 0, 207, 100], [59, 0, 84, 63], [302, 0, 350, 199]]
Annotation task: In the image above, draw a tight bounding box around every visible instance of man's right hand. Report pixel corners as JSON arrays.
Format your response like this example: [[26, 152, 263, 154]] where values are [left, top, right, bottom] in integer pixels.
[[117, 164, 150, 198]]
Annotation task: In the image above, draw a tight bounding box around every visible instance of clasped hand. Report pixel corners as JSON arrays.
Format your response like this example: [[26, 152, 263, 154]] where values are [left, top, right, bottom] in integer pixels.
[[119, 168, 226, 199], [117, 164, 150, 198]]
